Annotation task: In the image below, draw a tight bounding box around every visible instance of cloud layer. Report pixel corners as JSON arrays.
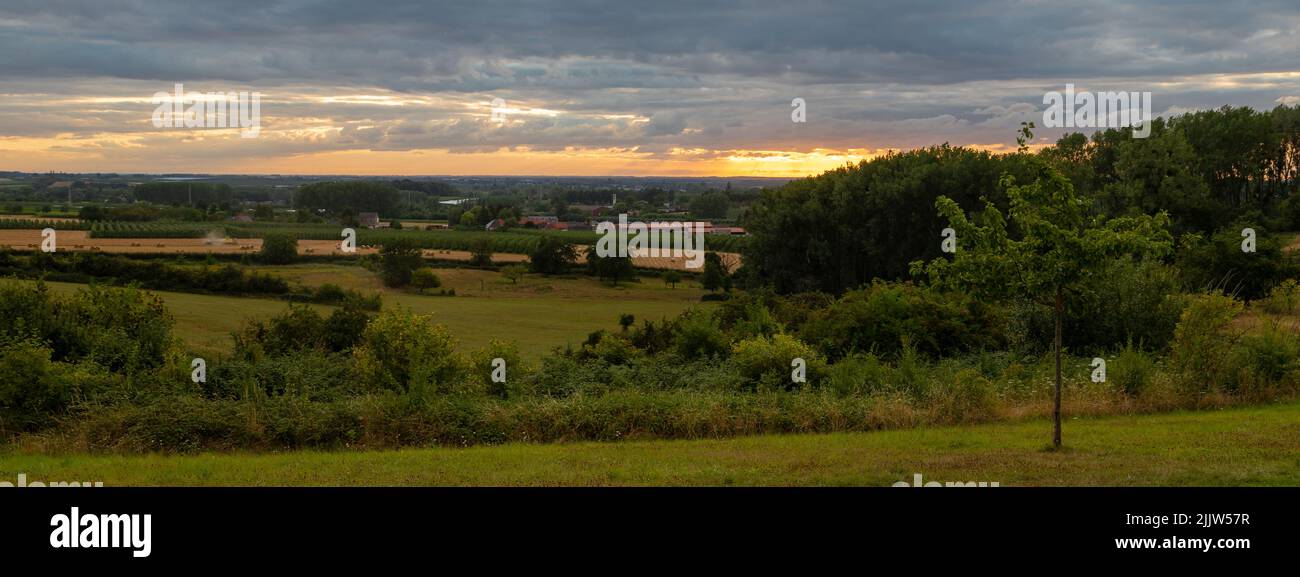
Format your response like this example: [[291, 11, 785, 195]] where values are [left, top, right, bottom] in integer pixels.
[[2, 0, 1298, 175]]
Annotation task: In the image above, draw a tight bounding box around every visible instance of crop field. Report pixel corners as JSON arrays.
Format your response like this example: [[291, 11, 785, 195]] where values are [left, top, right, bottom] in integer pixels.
[[0, 229, 740, 271]]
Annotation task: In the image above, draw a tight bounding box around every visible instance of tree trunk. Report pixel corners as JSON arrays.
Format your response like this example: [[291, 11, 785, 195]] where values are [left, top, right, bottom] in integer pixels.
[[1053, 286, 1063, 448]]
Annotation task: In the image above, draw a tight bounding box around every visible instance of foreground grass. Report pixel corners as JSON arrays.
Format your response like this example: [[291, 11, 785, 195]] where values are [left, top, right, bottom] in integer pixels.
[[4, 401, 1298, 486], [40, 279, 701, 359]]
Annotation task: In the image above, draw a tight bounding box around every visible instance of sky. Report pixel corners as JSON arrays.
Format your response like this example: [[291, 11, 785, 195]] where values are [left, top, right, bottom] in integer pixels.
[[1, 0, 1299, 177]]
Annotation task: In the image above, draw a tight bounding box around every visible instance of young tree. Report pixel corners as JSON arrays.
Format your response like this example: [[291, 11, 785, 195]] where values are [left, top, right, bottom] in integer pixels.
[[587, 247, 635, 286], [911, 160, 1171, 448], [380, 239, 424, 287], [501, 264, 527, 285], [529, 236, 577, 275], [411, 267, 442, 294], [619, 313, 635, 332], [469, 238, 493, 267], [662, 269, 682, 289], [701, 252, 729, 292]]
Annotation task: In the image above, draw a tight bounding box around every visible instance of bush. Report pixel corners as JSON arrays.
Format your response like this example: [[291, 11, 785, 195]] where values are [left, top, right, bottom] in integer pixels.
[[1110, 342, 1157, 396], [672, 310, 730, 360], [1240, 323, 1300, 385], [800, 281, 1005, 360], [380, 239, 424, 287], [528, 237, 576, 275], [1261, 279, 1300, 315], [411, 268, 442, 293], [314, 283, 347, 303], [825, 353, 888, 396], [352, 309, 469, 397], [1177, 226, 1292, 300], [259, 233, 298, 264], [206, 349, 357, 401], [1169, 293, 1244, 395], [592, 334, 641, 365], [730, 333, 825, 390], [0, 340, 69, 432], [470, 340, 524, 399]]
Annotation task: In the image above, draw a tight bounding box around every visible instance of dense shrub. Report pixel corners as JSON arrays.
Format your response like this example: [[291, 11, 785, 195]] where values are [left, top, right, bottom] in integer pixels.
[[1109, 342, 1157, 396], [800, 281, 1005, 360], [1177, 226, 1292, 300], [1010, 259, 1186, 354], [206, 349, 357, 401], [672, 309, 730, 360], [0, 253, 291, 296], [1169, 293, 1244, 395], [259, 233, 298, 264], [824, 353, 889, 396], [380, 239, 424, 287], [0, 340, 69, 432], [1260, 279, 1300, 315], [470, 340, 524, 399], [352, 309, 469, 397], [233, 303, 373, 359], [730, 333, 825, 390]]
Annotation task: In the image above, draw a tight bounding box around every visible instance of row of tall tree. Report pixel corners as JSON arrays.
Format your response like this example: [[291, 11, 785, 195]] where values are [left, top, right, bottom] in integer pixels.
[[743, 105, 1300, 295]]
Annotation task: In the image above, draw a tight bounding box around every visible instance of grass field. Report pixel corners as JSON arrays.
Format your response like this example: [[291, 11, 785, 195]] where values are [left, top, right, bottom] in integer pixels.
[[39, 274, 707, 359], [3, 401, 1297, 486], [256, 263, 707, 300]]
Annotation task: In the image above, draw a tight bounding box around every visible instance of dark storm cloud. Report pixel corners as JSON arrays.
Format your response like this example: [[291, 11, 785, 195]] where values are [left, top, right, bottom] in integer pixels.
[[3, 0, 1297, 86]]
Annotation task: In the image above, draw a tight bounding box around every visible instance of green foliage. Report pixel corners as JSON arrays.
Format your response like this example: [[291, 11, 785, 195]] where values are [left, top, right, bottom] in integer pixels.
[[1169, 293, 1244, 394], [1240, 323, 1300, 385], [689, 191, 730, 219], [528, 236, 576, 275], [1110, 342, 1157, 396], [294, 181, 400, 217], [744, 146, 1035, 293], [800, 281, 1005, 360], [411, 268, 442, 293], [587, 246, 634, 285], [379, 239, 424, 287], [672, 310, 730, 360], [468, 238, 493, 266], [233, 302, 373, 359], [352, 309, 469, 397], [730, 333, 825, 390], [824, 353, 889, 396], [662, 270, 682, 288], [259, 232, 298, 264], [913, 165, 1172, 303], [0, 253, 291, 297], [701, 252, 729, 292], [470, 339, 524, 399], [1010, 259, 1186, 354], [0, 340, 69, 432], [500, 264, 527, 284], [1261, 279, 1300, 315], [1176, 225, 1292, 300], [132, 182, 234, 206]]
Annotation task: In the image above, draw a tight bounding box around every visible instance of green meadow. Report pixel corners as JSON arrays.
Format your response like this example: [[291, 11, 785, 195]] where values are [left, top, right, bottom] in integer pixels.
[[40, 265, 708, 359], [4, 401, 1297, 486]]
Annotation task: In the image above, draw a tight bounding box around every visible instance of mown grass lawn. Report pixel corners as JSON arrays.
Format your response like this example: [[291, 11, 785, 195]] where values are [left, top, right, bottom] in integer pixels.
[[5, 401, 1298, 486]]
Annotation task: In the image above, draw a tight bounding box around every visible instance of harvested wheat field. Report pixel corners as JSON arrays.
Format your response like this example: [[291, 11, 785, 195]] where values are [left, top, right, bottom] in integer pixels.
[[0, 229, 739, 271]]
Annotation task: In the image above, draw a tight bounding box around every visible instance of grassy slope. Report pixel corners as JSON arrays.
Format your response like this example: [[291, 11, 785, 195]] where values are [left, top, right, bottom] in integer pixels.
[[40, 270, 705, 358], [5, 401, 1298, 486]]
